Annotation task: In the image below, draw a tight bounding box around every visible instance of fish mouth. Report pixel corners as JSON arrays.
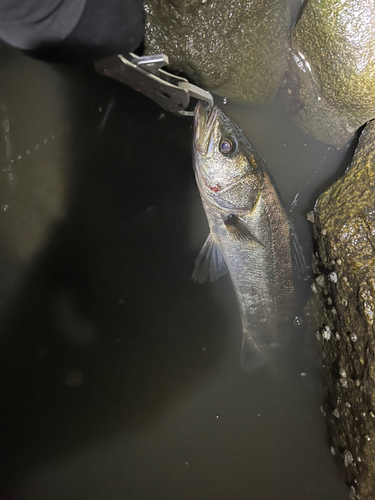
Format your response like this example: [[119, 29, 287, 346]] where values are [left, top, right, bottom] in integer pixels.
[[194, 101, 212, 137], [194, 101, 218, 155]]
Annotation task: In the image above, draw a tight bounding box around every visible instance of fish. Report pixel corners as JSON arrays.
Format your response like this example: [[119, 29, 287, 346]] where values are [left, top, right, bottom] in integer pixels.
[[192, 101, 300, 369]]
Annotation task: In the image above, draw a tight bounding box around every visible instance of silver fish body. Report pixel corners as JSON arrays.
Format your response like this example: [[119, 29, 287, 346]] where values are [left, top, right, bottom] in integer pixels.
[[193, 102, 295, 368]]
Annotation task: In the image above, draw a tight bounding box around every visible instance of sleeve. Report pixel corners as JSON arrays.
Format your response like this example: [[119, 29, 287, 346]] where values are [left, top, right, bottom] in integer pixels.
[[0, 0, 145, 61], [0, 0, 87, 50]]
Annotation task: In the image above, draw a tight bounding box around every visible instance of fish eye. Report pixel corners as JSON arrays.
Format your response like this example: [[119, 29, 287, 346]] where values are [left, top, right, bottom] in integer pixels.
[[219, 137, 237, 156]]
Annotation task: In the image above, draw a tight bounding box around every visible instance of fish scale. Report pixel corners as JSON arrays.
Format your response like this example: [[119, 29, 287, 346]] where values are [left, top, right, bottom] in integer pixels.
[[193, 101, 296, 369]]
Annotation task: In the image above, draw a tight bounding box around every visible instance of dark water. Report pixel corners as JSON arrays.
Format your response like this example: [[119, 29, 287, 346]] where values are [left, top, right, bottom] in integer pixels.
[[0, 46, 352, 499]]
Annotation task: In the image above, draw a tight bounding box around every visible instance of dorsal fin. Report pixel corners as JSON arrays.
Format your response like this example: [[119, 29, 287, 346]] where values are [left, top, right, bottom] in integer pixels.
[[289, 222, 307, 277]]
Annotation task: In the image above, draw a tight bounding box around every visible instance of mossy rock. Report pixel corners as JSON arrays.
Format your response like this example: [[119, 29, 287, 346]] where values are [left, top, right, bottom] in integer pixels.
[[313, 120, 375, 499], [144, 0, 290, 104], [284, 0, 375, 148]]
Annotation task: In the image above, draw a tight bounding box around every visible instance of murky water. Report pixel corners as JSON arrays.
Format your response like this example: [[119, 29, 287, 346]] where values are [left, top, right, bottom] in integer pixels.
[[0, 45, 353, 499]]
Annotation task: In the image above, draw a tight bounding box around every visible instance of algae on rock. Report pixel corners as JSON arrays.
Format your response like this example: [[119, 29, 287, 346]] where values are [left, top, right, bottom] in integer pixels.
[[144, 0, 290, 105], [313, 120, 375, 499], [284, 0, 375, 148]]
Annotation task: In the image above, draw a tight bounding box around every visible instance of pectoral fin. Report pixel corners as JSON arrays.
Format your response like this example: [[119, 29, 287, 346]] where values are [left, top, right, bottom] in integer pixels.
[[192, 233, 228, 284], [224, 214, 264, 247]]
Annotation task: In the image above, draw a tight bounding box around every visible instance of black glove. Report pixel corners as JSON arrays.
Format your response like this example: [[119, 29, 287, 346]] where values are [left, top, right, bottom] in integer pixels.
[[0, 0, 144, 62]]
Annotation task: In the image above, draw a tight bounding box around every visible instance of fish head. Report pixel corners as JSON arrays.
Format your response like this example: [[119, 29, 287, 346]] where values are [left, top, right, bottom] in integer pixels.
[[193, 101, 263, 211]]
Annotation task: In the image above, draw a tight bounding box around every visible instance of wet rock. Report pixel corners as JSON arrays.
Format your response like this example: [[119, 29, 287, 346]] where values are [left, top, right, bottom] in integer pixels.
[[144, 0, 290, 104], [283, 0, 375, 148], [313, 120, 375, 499]]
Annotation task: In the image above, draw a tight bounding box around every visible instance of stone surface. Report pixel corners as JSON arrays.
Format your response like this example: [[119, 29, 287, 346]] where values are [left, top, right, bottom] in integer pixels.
[[283, 0, 375, 148], [144, 0, 290, 104], [313, 120, 375, 499]]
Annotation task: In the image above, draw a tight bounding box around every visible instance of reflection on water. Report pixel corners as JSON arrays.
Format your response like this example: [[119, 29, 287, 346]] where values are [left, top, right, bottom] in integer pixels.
[[0, 46, 350, 499]]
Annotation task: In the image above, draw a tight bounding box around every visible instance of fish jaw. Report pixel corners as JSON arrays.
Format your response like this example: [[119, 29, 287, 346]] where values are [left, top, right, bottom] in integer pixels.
[[193, 100, 209, 144], [193, 101, 217, 199], [194, 101, 217, 155]]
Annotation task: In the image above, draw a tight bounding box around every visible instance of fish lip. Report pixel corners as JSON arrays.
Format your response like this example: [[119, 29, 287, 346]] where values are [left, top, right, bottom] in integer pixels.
[[193, 101, 205, 138], [193, 101, 218, 155], [193, 101, 211, 137]]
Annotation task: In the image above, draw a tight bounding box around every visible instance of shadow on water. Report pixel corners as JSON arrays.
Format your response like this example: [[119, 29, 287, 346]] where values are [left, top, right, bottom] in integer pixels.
[[0, 49, 230, 493], [308, 130, 360, 209], [0, 48, 349, 500]]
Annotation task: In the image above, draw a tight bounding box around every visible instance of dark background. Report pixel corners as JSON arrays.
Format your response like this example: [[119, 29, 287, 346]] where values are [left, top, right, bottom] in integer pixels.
[[0, 45, 349, 499]]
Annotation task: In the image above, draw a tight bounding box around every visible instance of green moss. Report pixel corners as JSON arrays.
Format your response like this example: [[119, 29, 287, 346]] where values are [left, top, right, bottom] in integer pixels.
[[284, 0, 375, 148], [313, 121, 375, 499], [295, 0, 375, 118], [144, 0, 290, 104]]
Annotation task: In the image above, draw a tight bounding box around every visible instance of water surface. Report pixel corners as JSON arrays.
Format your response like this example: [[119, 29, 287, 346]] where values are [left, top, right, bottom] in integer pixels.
[[0, 45, 352, 499]]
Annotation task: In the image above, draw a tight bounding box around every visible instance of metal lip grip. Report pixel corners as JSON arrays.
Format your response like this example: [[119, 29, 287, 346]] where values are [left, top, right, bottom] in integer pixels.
[[95, 53, 214, 116]]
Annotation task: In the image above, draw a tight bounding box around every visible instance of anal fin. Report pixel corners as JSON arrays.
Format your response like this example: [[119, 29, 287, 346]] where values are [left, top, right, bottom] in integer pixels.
[[192, 233, 228, 284], [240, 336, 267, 371]]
